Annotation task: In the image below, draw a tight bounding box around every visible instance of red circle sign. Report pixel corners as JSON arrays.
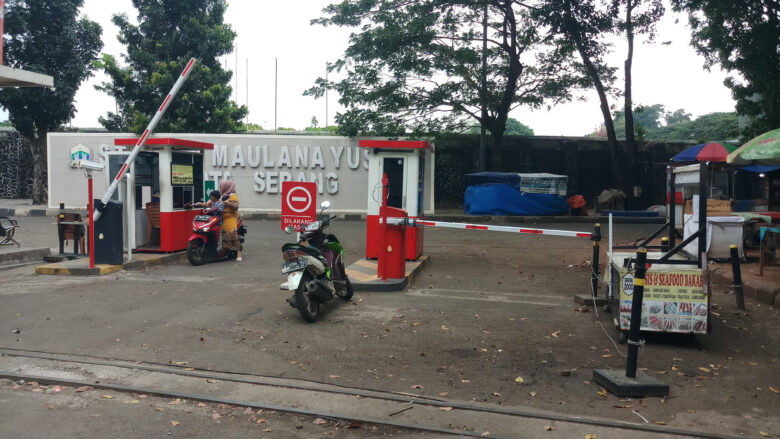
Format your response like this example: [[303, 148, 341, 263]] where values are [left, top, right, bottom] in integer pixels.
[[286, 186, 312, 213]]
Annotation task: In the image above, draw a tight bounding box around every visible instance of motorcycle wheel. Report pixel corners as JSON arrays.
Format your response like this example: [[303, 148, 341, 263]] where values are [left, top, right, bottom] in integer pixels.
[[336, 277, 354, 301], [294, 271, 321, 322], [186, 239, 207, 266]]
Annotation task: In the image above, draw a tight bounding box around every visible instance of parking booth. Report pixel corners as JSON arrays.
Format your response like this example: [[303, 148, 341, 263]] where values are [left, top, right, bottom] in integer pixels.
[[109, 137, 213, 253], [360, 140, 435, 260]]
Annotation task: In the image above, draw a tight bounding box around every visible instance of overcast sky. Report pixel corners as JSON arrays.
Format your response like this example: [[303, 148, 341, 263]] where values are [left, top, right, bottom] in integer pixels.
[[69, 0, 736, 136]]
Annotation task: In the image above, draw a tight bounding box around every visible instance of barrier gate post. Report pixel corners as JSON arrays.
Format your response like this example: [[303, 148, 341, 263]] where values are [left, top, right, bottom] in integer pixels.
[[593, 248, 669, 397], [591, 223, 601, 299], [730, 245, 745, 311]]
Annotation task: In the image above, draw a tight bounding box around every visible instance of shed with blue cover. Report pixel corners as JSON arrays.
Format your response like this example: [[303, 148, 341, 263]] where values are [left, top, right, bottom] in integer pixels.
[[464, 172, 568, 215]]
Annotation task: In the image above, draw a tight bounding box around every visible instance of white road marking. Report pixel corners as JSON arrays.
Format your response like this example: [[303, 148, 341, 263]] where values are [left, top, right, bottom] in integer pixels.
[[406, 289, 563, 306]]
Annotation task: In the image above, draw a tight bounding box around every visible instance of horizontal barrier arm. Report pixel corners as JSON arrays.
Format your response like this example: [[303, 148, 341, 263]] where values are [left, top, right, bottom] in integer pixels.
[[382, 217, 593, 239]]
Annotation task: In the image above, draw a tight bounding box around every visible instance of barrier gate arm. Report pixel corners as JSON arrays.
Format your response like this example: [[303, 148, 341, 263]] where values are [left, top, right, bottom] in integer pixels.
[[382, 217, 594, 239], [93, 57, 198, 221]]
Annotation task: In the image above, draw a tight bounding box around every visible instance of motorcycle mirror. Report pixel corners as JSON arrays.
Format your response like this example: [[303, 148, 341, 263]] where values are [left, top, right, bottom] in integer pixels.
[[284, 225, 295, 234], [320, 200, 331, 211]]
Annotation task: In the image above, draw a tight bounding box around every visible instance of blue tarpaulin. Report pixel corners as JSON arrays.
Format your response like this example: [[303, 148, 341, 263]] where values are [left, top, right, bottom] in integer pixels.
[[464, 173, 568, 215]]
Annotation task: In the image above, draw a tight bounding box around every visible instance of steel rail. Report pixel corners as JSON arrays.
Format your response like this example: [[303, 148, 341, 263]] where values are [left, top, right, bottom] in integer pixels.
[[0, 348, 741, 439]]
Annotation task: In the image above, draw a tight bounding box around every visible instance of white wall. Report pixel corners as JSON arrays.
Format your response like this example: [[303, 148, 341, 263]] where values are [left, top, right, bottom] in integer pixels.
[[48, 133, 372, 213]]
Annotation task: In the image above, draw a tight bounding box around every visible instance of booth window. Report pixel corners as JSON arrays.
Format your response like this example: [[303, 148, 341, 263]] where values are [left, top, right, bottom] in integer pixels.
[[171, 152, 203, 209]]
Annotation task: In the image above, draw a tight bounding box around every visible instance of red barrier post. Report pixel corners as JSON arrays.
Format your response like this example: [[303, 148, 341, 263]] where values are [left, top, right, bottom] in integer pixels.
[[88, 175, 95, 269], [378, 174, 389, 280]]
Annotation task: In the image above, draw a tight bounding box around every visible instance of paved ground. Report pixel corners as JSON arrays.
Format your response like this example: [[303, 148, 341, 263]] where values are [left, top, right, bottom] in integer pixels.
[[1, 217, 778, 438]]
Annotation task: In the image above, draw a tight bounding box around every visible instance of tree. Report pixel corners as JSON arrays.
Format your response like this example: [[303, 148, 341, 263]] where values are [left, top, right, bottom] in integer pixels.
[[505, 118, 534, 135], [0, 0, 102, 204], [619, 0, 664, 207], [307, 0, 587, 169], [665, 108, 692, 125], [672, 0, 780, 138], [532, 0, 624, 190], [96, 0, 246, 134], [613, 103, 666, 137]]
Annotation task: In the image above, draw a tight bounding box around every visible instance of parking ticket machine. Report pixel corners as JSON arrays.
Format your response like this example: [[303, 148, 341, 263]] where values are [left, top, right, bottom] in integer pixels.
[[360, 139, 435, 260], [110, 137, 213, 253]]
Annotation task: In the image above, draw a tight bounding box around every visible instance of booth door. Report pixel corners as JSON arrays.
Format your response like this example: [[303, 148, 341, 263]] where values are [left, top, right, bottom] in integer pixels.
[[380, 156, 407, 209]]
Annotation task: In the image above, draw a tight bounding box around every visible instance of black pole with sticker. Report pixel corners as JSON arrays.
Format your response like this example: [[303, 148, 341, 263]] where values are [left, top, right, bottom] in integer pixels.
[[625, 248, 647, 379]]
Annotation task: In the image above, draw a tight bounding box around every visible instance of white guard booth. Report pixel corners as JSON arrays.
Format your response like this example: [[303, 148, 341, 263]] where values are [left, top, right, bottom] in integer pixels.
[[110, 137, 214, 253], [359, 140, 434, 260]]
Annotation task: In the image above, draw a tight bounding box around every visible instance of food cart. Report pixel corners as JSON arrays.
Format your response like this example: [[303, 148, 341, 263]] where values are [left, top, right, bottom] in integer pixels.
[[608, 162, 711, 340], [607, 252, 708, 341]]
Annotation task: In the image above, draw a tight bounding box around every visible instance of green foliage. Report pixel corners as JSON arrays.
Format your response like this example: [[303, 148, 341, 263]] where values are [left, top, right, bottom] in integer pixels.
[[614, 103, 667, 134], [0, 0, 103, 203], [672, 0, 780, 138], [246, 122, 264, 131], [307, 0, 587, 149], [611, 108, 738, 141], [665, 108, 692, 125], [0, 0, 103, 138], [96, 0, 246, 133], [648, 112, 739, 142], [505, 118, 534, 136], [469, 118, 533, 135]]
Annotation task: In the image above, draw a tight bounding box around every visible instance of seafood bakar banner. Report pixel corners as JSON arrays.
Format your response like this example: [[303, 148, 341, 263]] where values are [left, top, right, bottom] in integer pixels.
[[619, 269, 707, 334]]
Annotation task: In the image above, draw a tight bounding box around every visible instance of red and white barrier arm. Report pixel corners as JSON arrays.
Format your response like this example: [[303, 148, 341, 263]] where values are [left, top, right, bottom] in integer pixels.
[[383, 217, 593, 239], [93, 58, 198, 221]]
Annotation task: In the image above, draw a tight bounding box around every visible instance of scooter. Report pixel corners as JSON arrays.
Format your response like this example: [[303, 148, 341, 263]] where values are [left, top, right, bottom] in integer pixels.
[[186, 206, 246, 266], [281, 201, 353, 322]]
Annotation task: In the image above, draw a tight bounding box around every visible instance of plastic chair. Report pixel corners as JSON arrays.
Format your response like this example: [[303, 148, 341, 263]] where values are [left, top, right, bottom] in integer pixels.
[[0, 216, 20, 247], [146, 202, 161, 246]]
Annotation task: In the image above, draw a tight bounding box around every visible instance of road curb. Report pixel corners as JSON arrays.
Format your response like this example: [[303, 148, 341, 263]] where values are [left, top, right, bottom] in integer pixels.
[[0, 247, 51, 269], [709, 265, 779, 308], [34, 252, 186, 276], [347, 256, 428, 292]]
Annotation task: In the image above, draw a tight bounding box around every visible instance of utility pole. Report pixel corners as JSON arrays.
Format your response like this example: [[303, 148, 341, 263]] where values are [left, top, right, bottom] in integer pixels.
[[325, 62, 328, 129], [479, 2, 488, 171], [234, 44, 238, 103], [246, 58, 249, 130], [274, 57, 278, 134]]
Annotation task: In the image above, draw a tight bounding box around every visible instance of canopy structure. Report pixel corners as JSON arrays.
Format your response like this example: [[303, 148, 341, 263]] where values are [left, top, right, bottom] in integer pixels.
[[0, 65, 53, 88], [672, 142, 737, 162], [0, 0, 55, 89], [726, 128, 780, 165]]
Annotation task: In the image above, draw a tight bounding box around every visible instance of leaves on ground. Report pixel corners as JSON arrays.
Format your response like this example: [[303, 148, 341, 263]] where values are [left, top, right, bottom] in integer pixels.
[[439, 407, 453, 411], [313, 418, 328, 425], [514, 376, 524, 383], [101, 395, 114, 399], [256, 419, 267, 424], [170, 421, 180, 426], [544, 425, 557, 431]]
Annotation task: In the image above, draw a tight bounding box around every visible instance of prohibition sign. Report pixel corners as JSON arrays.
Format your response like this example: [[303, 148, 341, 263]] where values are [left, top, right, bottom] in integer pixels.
[[286, 186, 312, 213]]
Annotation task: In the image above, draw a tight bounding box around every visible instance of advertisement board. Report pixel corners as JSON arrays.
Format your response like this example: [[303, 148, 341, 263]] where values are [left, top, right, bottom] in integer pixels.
[[171, 164, 194, 185], [618, 269, 708, 334]]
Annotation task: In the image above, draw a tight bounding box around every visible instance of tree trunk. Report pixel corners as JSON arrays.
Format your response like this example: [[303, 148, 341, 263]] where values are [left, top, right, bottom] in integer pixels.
[[28, 136, 48, 205], [572, 38, 625, 193], [623, 0, 637, 208]]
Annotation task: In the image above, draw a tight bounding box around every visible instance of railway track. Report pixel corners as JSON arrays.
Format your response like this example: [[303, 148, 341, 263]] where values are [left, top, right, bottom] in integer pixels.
[[0, 348, 740, 439]]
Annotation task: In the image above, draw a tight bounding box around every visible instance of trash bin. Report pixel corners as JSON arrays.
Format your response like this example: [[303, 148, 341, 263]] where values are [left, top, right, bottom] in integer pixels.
[[378, 206, 407, 279], [93, 200, 124, 265]]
